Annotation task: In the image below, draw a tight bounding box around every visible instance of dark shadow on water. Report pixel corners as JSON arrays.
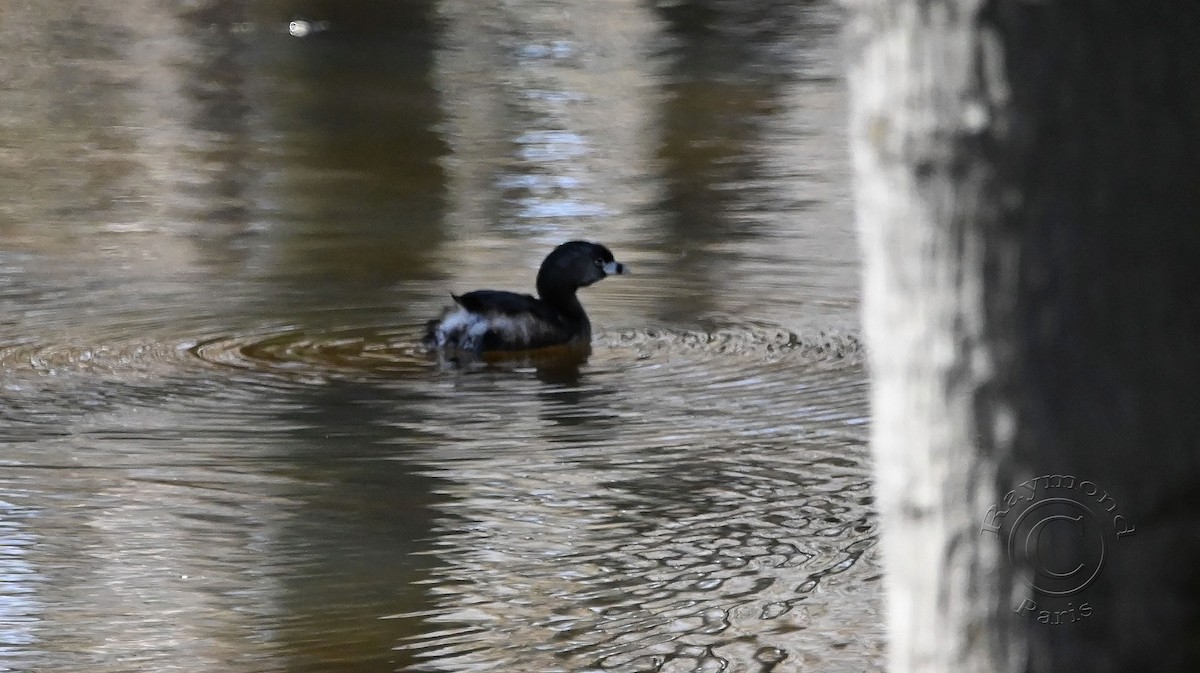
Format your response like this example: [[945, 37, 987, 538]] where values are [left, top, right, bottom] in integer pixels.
[[249, 0, 449, 289], [266, 381, 445, 673], [649, 1, 830, 322]]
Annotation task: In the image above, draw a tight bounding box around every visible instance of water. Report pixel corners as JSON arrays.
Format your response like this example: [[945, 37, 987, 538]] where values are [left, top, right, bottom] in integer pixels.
[[0, 1, 880, 671]]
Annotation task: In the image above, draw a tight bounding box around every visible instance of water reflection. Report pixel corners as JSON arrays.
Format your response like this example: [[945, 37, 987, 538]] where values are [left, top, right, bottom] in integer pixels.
[[0, 0, 875, 671], [0, 497, 41, 673], [433, 0, 660, 290], [399, 355, 874, 671], [266, 382, 443, 673]]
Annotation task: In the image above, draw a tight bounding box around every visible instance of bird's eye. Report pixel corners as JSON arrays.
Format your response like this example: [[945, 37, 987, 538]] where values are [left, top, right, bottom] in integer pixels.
[[594, 258, 604, 267]]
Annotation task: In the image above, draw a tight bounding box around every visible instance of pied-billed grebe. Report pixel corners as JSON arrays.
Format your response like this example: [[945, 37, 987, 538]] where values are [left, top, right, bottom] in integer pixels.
[[424, 240, 627, 353]]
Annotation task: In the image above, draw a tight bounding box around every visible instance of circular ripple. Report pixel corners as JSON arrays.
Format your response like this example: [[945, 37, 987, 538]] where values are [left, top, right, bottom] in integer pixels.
[[0, 326, 434, 385], [187, 326, 432, 380]]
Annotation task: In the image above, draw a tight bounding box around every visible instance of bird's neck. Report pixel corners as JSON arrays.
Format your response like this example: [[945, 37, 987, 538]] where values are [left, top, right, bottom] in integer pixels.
[[540, 288, 587, 323]]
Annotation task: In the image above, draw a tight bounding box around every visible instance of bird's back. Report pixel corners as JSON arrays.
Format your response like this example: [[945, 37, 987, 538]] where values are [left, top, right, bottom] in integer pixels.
[[425, 290, 587, 353]]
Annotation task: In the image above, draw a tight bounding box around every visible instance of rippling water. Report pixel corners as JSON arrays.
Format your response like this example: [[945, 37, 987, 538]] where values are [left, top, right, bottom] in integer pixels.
[[0, 1, 880, 671]]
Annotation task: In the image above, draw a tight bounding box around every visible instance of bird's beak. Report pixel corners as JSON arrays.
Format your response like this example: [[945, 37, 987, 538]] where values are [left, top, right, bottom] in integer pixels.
[[603, 261, 628, 275]]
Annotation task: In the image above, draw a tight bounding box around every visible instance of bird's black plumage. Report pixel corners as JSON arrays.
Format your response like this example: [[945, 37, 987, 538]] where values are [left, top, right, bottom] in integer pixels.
[[451, 291, 550, 317]]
